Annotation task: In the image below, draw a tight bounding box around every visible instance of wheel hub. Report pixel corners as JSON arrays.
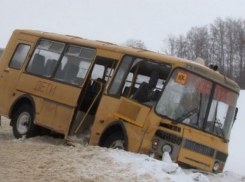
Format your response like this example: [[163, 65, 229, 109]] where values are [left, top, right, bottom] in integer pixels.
[[16, 112, 30, 135], [110, 140, 125, 150]]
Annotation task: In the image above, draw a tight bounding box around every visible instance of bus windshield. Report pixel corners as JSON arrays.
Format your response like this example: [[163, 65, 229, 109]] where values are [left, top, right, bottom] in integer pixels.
[[156, 69, 212, 129], [156, 69, 238, 140]]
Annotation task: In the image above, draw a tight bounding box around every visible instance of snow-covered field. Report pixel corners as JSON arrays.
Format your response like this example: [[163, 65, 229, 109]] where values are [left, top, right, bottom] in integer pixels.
[[0, 117, 244, 182]]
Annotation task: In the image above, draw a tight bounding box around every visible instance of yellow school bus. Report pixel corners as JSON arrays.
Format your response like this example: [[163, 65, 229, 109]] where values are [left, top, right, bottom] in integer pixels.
[[0, 29, 239, 173]]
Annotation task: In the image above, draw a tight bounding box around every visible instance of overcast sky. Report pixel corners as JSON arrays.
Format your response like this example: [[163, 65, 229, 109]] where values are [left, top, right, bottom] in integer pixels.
[[0, 0, 245, 51], [0, 0, 245, 175]]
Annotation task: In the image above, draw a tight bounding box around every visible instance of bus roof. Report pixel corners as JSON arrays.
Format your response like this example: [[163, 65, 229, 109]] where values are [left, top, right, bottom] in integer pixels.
[[16, 29, 240, 93]]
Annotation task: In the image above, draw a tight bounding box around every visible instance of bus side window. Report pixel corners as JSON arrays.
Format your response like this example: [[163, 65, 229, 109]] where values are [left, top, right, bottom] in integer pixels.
[[27, 54, 45, 75], [64, 63, 80, 84], [54, 46, 96, 86], [26, 40, 65, 77], [45, 59, 57, 76], [125, 61, 169, 105], [122, 73, 136, 97], [9, 44, 30, 69]]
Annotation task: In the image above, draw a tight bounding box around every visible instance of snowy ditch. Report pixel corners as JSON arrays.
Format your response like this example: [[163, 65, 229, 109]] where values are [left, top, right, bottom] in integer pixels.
[[0, 117, 244, 182]]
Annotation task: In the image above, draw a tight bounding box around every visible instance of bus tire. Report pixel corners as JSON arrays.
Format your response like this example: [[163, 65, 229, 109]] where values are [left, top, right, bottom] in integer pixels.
[[12, 104, 37, 139], [103, 132, 126, 150]]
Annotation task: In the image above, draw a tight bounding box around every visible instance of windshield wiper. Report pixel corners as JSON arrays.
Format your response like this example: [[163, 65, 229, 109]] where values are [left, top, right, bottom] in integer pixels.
[[176, 108, 199, 122], [213, 118, 226, 141]]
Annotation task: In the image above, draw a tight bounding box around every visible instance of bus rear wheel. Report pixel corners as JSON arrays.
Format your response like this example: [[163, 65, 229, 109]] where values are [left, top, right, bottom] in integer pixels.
[[103, 132, 126, 150], [12, 105, 36, 139]]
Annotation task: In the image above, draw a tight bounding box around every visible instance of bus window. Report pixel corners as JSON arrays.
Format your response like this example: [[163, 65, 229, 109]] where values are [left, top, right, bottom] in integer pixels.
[[54, 46, 96, 86], [130, 70, 162, 104], [205, 85, 238, 140], [26, 40, 65, 77], [108, 56, 135, 95], [109, 56, 171, 106], [9, 44, 30, 69]]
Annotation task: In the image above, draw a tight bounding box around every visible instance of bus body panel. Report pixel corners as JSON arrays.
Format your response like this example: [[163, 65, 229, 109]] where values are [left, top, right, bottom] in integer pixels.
[[16, 73, 81, 134], [139, 111, 184, 157], [115, 97, 151, 127], [0, 33, 36, 116], [89, 96, 121, 146], [89, 95, 150, 152], [16, 73, 81, 107], [178, 148, 213, 171], [182, 127, 228, 152]]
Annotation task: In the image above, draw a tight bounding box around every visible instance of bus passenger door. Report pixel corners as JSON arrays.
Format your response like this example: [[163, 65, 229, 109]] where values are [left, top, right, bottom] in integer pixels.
[[67, 54, 121, 140]]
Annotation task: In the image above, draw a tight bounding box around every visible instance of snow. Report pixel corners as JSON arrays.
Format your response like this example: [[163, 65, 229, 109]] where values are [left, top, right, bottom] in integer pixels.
[[110, 150, 185, 181], [0, 117, 206, 182]]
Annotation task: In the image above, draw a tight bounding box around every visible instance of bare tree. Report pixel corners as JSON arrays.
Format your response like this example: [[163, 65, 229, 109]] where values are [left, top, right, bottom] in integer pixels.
[[176, 35, 188, 59], [210, 18, 226, 74], [162, 35, 177, 55], [236, 20, 245, 87], [186, 26, 210, 62], [123, 39, 147, 49]]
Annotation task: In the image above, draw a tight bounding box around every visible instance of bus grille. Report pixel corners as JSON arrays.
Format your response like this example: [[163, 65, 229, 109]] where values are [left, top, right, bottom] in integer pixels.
[[155, 130, 182, 145], [183, 140, 214, 157], [215, 151, 228, 162]]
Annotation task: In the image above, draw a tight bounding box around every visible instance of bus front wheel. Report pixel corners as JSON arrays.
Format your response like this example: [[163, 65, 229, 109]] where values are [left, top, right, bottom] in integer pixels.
[[12, 104, 36, 139], [103, 132, 126, 150]]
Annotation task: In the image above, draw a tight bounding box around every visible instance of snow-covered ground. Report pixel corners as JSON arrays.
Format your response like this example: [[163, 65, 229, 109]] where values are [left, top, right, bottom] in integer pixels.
[[1, 89, 245, 182]]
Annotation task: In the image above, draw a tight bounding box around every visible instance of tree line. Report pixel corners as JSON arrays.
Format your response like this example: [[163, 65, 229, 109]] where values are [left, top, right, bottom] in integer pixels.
[[124, 18, 245, 89], [162, 18, 245, 89]]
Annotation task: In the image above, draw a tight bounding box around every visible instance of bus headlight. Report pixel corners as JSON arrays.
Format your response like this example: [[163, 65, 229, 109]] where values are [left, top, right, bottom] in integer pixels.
[[162, 144, 172, 153], [213, 162, 220, 171]]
